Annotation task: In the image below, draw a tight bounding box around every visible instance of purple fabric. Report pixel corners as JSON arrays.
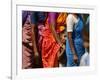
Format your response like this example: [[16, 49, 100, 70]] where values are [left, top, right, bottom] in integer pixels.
[[22, 11, 30, 25], [48, 12, 56, 25]]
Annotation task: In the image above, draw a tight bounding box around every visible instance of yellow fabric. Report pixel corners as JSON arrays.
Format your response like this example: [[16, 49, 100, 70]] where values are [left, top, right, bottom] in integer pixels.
[[56, 13, 67, 33], [59, 26, 65, 31], [57, 13, 67, 25]]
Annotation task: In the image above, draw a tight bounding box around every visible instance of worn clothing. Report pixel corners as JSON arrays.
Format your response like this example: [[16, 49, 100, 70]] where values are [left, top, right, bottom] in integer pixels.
[[66, 14, 85, 66]]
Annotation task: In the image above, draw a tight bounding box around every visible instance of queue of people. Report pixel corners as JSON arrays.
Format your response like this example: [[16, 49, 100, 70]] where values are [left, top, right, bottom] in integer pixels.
[[22, 11, 89, 69]]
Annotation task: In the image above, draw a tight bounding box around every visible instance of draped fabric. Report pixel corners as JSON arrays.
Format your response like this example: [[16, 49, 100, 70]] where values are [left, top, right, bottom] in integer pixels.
[[56, 13, 67, 33], [41, 14, 60, 67], [41, 13, 67, 67], [66, 17, 85, 66], [22, 14, 33, 69], [22, 12, 46, 68], [22, 12, 67, 68], [57, 13, 67, 25]]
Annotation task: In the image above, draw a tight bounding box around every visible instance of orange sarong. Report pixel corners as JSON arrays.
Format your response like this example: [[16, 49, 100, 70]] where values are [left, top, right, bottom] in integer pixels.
[[41, 13, 67, 68], [41, 18, 60, 68]]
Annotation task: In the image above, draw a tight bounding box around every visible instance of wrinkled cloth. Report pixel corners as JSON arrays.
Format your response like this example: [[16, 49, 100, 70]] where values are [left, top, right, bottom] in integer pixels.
[[80, 52, 89, 66], [22, 12, 46, 68], [22, 14, 33, 69], [66, 16, 85, 66], [56, 13, 67, 33], [41, 13, 60, 67]]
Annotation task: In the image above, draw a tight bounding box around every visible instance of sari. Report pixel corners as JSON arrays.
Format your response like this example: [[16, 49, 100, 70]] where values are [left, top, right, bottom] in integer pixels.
[[22, 12, 46, 68], [22, 13, 33, 69], [41, 13, 67, 67]]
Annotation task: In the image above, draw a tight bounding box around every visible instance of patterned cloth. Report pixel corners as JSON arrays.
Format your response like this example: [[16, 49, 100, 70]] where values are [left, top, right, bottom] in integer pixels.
[[22, 14, 33, 68]]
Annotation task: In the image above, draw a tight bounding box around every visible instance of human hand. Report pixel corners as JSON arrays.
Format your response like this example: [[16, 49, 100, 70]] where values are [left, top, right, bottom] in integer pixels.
[[34, 52, 40, 65], [58, 45, 65, 60], [73, 54, 78, 64]]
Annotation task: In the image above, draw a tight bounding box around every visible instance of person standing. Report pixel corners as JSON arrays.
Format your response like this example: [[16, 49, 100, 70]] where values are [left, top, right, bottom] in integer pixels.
[[66, 14, 85, 66]]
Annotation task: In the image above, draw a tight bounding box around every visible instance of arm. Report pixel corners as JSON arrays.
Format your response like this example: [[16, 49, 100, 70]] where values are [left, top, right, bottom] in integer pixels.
[[30, 12, 39, 56], [67, 14, 78, 63], [58, 44, 65, 58], [67, 32, 77, 55], [31, 24, 38, 55], [49, 13, 62, 46], [68, 32, 78, 64], [30, 12, 41, 67]]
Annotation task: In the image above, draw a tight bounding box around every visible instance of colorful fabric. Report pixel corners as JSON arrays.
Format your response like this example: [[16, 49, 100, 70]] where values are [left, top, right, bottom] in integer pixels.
[[41, 13, 60, 67], [56, 13, 67, 33], [57, 13, 67, 25], [66, 16, 85, 66], [22, 14, 33, 69]]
